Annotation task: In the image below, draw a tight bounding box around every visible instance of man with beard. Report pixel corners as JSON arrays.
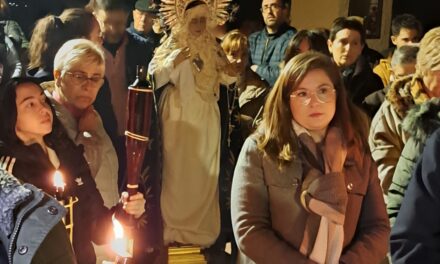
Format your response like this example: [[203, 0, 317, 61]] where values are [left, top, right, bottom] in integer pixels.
[[248, 0, 296, 87]]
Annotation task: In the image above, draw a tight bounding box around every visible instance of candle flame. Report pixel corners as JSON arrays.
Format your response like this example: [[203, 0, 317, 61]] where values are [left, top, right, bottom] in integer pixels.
[[112, 214, 124, 238], [53, 170, 65, 190], [111, 214, 133, 258]]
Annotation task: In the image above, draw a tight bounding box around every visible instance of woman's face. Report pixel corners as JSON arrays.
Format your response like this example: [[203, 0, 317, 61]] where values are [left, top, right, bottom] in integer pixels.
[[226, 48, 247, 74], [188, 15, 207, 37], [289, 69, 336, 134], [15, 82, 53, 143], [56, 61, 105, 111]]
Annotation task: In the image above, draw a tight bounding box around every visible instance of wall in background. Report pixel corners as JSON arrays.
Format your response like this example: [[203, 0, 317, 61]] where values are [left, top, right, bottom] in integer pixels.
[[290, 0, 393, 52]]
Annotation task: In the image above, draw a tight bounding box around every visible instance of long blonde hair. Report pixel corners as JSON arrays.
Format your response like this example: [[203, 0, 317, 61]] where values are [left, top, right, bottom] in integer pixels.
[[257, 51, 368, 167]]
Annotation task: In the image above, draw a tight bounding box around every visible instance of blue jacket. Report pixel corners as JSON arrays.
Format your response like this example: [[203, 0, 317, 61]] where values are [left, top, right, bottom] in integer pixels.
[[248, 23, 296, 86], [390, 127, 440, 263]]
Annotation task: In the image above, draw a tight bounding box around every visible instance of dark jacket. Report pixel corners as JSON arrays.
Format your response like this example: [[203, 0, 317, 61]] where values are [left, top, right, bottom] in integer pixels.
[[0, 133, 115, 264], [127, 23, 162, 52], [126, 31, 154, 84], [390, 127, 440, 263], [0, 169, 75, 264], [387, 98, 440, 226], [248, 23, 296, 86], [341, 55, 383, 117], [0, 35, 22, 84], [103, 30, 154, 87]]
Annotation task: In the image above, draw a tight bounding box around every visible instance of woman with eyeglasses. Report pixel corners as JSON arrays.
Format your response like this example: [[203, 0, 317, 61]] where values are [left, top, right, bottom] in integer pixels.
[[231, 52, 389, 264], [40, 38, 125, 263]]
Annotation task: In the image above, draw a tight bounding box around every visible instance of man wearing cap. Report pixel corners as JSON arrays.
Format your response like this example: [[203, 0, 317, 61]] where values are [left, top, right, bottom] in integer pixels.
[[127, 0, 163, 50]]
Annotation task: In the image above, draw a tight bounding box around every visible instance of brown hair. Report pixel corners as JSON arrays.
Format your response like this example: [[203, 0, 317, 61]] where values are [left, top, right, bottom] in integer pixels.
[[28, 8, 96, 70], [257, 51, 368, 166]]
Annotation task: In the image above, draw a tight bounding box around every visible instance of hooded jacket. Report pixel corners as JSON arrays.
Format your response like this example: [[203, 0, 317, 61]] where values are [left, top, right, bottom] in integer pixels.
[[369, 74, 428, 194], [387, 98, 440, 226]]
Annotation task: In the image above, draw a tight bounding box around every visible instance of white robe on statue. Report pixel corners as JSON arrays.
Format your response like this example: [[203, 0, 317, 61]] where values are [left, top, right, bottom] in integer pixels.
[[150, 47, 233, 247]]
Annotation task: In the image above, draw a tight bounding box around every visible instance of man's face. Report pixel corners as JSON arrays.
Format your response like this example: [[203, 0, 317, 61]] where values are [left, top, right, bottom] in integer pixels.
[[94, 9, 129, 44], [391, 28, 420, 48], [390, 62, 416, 82], [133, 9, 157, 34], [328, 28, 364, 67], [260, 0, 288, 30]]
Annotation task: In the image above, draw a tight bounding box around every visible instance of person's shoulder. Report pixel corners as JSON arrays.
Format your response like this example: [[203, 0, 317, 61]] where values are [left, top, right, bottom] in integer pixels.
[[280, 24, 296, 37], [249, 29, 264, 41], [426, 127, 440, 147], [126, 30, 150, 46]]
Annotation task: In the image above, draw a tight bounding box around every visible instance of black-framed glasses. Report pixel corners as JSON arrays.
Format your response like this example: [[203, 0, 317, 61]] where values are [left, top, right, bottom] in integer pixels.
[[290, 87, 336, 105], [63, 71, 104, 87]]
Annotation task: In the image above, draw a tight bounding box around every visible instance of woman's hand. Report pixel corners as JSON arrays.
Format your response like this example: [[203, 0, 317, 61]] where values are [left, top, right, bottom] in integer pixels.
[[121, 192, 146, 219], [323, 127, 347, 173], [78, 106, 99, 133], [173, 47, 190, 68]]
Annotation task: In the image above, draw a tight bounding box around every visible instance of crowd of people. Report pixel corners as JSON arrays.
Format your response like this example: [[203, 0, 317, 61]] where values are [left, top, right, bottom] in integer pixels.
[[0, 0, 439, 263]]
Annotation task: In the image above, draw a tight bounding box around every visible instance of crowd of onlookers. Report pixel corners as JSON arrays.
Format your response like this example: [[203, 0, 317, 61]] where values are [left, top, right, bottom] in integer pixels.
[[1, 0, 440, 263]]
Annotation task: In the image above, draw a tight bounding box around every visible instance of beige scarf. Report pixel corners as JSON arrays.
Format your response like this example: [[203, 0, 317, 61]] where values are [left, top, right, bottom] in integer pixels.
[[292, 121, 347, 264]]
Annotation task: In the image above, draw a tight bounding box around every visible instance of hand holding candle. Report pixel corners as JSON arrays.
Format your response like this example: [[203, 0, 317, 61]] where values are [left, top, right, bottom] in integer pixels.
[[120, 191, 145, 219]]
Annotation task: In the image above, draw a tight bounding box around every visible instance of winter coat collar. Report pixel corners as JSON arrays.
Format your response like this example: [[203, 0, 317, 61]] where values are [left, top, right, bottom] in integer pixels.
[[262, 23, 296, 38], [386, 74, 430, 119], [402, 98, 440, 144]]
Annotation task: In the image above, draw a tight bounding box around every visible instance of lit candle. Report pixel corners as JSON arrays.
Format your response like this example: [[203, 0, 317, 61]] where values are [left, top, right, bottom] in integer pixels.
[[53, 170, 65, 201], [111, 214, 133, 262]]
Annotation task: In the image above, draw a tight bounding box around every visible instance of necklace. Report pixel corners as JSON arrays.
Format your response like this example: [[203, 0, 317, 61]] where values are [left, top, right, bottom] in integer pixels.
[[226, 81, 240, 148]]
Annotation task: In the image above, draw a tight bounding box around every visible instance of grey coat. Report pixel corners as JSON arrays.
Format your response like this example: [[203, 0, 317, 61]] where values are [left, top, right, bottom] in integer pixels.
[[231, 135, 389, 264], [0, 169, 75, 264]]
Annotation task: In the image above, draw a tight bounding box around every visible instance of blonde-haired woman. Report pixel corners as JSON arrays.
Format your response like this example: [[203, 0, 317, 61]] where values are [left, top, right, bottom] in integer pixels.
[[42, 38, 122, 263], [231, 52, 389, 264], [221, 30, 269, 140]]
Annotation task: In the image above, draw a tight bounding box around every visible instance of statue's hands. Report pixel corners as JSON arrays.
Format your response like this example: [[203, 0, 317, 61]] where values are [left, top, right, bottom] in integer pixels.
[[173, 47, 190, 68]]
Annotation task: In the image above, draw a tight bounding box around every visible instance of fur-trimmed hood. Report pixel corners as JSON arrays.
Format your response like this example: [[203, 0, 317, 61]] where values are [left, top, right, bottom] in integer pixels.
[[402, 98, 440, 144], [386, 74, 430, 119], [0, 169, 32, 236]]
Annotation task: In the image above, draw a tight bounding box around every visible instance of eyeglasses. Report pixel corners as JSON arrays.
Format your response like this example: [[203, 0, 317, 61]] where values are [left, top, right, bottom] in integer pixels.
[[260, 3, 283, 13], [290, 87, 336, 105], [63, 71, 104, 87]]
